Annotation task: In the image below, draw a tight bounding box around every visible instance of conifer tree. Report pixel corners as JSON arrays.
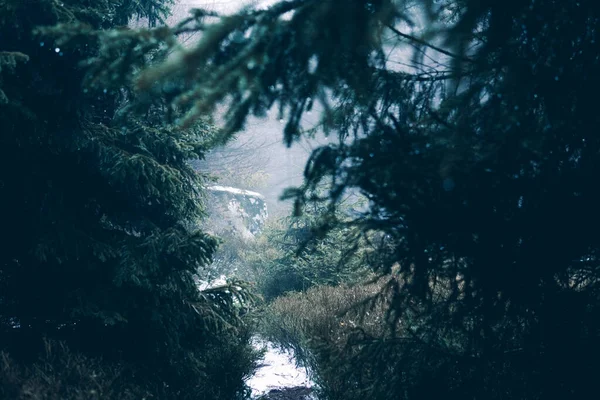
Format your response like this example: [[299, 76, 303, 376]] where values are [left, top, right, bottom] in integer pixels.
[[109, 0, 600, 398], [0, 1, 255, 398]]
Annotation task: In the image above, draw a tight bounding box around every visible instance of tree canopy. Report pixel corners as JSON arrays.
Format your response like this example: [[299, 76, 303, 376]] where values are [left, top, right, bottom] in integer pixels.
[[95, 0, 600, 397], [3, 0, 600, 397]]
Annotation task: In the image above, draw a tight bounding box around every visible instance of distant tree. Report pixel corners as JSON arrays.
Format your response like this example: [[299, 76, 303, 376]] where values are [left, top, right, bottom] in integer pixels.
[[191, 133, 273, 190], [0, 1, 256, 398], [101, 0, 600, 398], [244, 198, 373, 301]]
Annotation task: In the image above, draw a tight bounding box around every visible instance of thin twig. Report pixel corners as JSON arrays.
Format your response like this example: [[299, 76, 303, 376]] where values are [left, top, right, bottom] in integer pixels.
[[386, 24, 475, 64]]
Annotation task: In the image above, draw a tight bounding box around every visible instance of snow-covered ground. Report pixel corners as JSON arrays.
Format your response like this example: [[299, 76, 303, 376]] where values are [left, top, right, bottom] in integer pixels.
[[197, 276, 315, 398], [246, 338, 315, 399]]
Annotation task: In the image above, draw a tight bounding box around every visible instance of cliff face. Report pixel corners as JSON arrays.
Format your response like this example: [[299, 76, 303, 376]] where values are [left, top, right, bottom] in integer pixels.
[[194, 185, 267, 284], [205, 186, 268, 239]]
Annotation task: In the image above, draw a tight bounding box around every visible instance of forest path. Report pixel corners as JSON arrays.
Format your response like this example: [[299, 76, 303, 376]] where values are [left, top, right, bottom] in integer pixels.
[[246, 337, 315, 400]]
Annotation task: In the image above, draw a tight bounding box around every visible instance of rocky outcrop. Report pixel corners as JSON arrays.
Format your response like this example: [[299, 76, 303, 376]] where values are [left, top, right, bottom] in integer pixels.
[[205, 185, 268, 239]]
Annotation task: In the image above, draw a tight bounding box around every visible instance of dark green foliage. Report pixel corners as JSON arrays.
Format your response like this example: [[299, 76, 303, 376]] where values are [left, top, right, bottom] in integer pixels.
[[246, 201, 371, 301], [119, 0, 600, 398], [0, 332, 259, 400], [0, 340, 150, 399], [0, 0, 257, 398], [0, 51, 29, 103]]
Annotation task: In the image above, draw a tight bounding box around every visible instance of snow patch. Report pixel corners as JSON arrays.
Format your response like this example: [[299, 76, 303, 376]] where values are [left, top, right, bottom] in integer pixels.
[[247, 338, 314, 398], [208, 185, 265, 199]]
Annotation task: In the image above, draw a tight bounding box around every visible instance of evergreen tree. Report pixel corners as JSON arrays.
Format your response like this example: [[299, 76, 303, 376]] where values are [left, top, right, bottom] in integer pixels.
[[112, 0, 600, 398], [245, 199, 372, 301], [0, 1, 256, 398]]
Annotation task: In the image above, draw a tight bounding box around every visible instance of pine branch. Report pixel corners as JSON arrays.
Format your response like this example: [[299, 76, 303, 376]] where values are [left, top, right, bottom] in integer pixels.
[[386, 24, 475, 64]]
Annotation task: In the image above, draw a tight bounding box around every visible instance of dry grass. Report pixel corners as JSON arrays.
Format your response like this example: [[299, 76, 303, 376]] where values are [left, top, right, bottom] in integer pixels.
[[259, 276, 401, 399], [262, 277, 389, 344], [258, 274, 472, 400]]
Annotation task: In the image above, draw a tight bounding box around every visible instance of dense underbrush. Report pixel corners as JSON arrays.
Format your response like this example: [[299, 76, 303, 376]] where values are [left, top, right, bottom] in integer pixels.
[[1, 340, 146, 400], [259, 278, 394, 400], [0, 327, 259, 400]]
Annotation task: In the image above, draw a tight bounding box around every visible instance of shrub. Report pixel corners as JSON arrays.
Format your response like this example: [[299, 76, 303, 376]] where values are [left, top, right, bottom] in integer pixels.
[[241, 203, 373, 301], [261, 271, 600, 400], [259, 277, 393, 400]]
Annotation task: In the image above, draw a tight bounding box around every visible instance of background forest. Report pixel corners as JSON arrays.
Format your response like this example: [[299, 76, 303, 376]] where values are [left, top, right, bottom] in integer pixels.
[[1, 0, 600, 399]]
